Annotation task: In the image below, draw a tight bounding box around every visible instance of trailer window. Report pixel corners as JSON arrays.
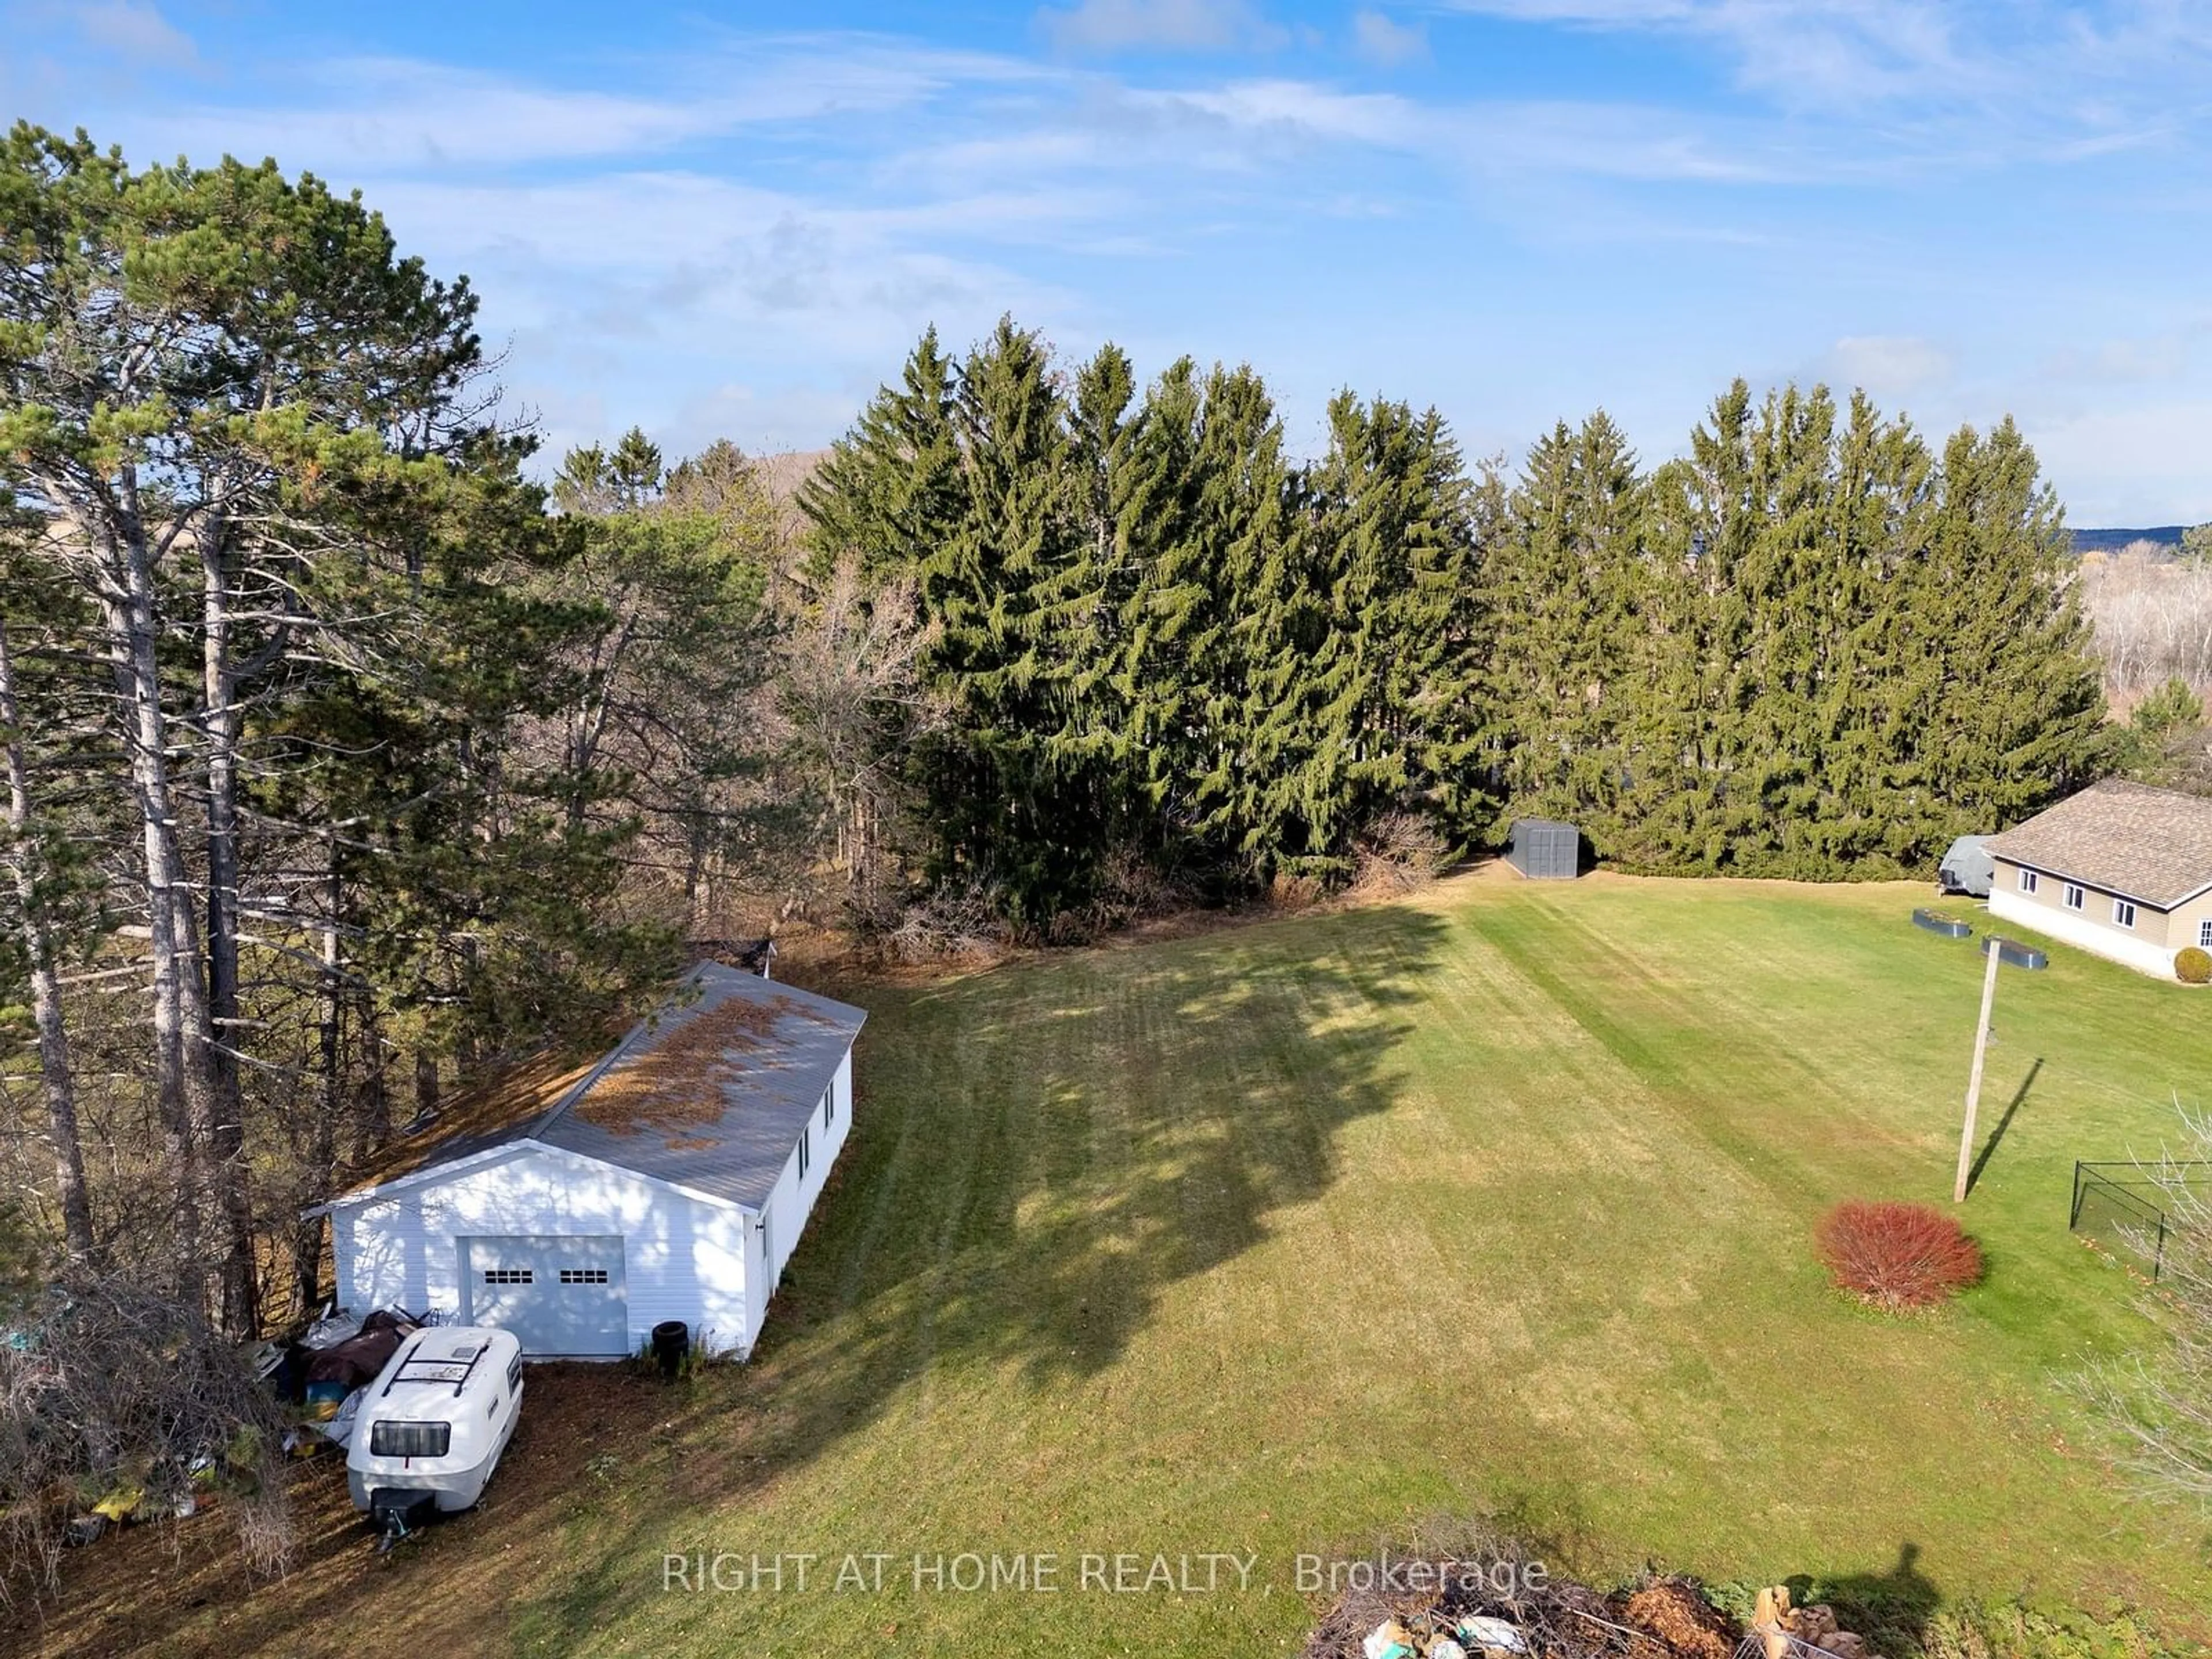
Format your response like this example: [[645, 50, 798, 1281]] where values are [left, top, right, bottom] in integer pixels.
[[370, 1421, 451, 1458], [507, 1355, 522, 1391]]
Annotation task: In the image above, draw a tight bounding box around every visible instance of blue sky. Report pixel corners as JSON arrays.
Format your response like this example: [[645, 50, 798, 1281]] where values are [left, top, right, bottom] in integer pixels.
[[7, 0, 2212, 523]]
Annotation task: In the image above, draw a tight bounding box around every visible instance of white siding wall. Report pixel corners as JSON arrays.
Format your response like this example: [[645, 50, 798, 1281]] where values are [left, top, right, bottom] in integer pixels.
[[1988, 884, 2179, 978], [333, 1145, 752, 1357], [742, 1050, 855, 1352]]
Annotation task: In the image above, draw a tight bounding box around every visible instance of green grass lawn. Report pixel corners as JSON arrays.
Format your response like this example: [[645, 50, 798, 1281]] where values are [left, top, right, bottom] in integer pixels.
[[145, 874, 2212, 1657]]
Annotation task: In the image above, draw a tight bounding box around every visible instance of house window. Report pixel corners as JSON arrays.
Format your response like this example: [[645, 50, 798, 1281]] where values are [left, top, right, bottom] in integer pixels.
[[558, 1268, 609, 1286], [2018, 868, 2039, 894], [2063, 882, 2085, 911], [799, 1128, 810, 1180], [2113, 899, 2137, 929], [2200, 920, 2212, 950], [482, 1268, 533, 1285]]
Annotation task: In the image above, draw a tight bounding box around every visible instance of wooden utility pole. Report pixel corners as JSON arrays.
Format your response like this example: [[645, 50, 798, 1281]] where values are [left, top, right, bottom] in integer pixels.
[[1955, 941, 2003, 1203]]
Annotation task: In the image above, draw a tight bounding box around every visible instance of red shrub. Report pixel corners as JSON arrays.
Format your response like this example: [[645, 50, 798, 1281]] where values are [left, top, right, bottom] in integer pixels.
[[1815, 1200, 1983, 1310]]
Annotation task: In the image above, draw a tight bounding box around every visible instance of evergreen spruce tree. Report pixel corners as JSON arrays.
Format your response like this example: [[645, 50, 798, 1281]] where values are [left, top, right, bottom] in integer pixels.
[[1259, 393, 1487, 879], [1184, 365, 1296, 881], [1103, 359, 1303, 891], [1907, 417, 2107, 836], [1816, 390, 1937, 873], [798, 327, 967, 585], [919, 317, 1108, 920], [1489, 412, 1646, 844], [1731, 382, 1843, 875]]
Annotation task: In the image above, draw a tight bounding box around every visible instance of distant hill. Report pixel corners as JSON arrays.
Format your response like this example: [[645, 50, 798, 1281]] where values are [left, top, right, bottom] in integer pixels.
[[2073, 525, 2187, 555]]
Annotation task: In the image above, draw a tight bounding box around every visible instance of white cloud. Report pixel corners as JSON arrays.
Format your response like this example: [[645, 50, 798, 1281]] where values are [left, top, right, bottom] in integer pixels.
[[2040, 328, 2202, 388], [55, 0, 195, 65], [1353, 9, 1430, 66], [1825, 335, 1955, 400], [129, 41, 1043, 176], [355, 169, 1083, 392], [1434, 0, 2212, 126], [1037, 0, 1285, 55], [2023, 399, 2212, 527]]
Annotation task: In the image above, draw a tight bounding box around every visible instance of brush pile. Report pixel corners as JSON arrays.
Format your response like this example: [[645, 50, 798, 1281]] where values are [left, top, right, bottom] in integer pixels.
[[1302, 1559, 1880, 1659]]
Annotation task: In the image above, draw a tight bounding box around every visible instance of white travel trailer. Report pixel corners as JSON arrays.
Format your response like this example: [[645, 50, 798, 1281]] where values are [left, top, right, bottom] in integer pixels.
[[346, 1326, 524, 1539]]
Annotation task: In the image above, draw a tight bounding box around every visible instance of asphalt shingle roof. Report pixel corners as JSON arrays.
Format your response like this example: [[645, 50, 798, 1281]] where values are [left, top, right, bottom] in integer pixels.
[[1984, 779, 2212, 910], [361, 963, 865, 1210]]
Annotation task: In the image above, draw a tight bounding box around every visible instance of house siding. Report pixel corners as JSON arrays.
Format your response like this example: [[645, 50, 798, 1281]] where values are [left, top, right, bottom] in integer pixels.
[[741, 1049, 855, 1353], [1988, 855, 2178, 976], [2161, 886, 2212, 956]]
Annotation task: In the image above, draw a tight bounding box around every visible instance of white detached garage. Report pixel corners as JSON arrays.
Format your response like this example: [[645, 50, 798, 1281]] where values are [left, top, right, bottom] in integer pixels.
[[313, 963, 866, 1359]]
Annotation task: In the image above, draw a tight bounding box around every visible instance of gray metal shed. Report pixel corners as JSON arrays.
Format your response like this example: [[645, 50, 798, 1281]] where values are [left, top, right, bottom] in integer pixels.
[[1506, 819, 1582, 880]]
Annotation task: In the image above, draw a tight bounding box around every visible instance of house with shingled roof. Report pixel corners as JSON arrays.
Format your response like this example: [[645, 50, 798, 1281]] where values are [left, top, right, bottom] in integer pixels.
[[1984, 779, 2212, 979], [307, 961, 866, 1358]]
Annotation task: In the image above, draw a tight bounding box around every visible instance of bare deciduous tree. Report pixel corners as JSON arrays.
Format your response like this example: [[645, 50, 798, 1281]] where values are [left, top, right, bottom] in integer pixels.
[[776, 556, 943, 915], [2080, 551, 2212, 702], [2071, 1109, 2212, 1509]]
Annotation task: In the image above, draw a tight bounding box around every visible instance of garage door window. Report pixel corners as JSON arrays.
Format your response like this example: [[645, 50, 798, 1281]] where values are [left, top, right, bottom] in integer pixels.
[[483, 1268, 533, 1285], [559, 1268, 609, 1285]]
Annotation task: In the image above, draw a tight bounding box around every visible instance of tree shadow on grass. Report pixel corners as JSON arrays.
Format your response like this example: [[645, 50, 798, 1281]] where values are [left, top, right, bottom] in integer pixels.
[[774, 900, 1451, 1389], [1963, 1058, 2041, 1198]]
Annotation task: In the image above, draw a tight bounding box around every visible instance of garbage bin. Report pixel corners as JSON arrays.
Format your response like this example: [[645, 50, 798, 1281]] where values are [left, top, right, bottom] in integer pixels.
[[650, 1320, 690, 1380]]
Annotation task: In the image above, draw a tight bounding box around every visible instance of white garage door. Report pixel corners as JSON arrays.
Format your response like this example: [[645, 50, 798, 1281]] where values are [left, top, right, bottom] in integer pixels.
[[460, 1234, 629, 1357]]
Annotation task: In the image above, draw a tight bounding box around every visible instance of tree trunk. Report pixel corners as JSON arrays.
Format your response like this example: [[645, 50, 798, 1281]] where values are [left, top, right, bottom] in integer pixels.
[[199, 519, 258, 1336], [316, 854, 343, 1160], [0, 616, 96, 1262], [353, 986, 390, 1160], [302, 851, 343, 1323], [414, 1049, 440, 1127], [103, 522, 215, 1298]]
